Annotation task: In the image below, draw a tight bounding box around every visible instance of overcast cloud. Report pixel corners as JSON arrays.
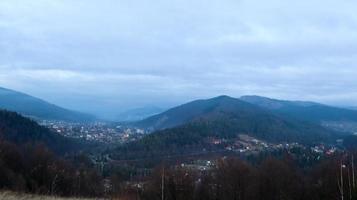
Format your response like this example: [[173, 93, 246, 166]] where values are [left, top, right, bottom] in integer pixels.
[[1, 0, 357, 117]]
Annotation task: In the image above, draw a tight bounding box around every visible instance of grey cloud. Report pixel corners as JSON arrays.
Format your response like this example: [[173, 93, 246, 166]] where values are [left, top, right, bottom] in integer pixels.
[[1, 0, 357, 117]]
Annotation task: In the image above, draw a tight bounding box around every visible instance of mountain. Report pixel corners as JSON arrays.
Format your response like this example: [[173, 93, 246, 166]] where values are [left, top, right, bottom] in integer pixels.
[[0, 109, 83, 154], [113, 96, 337, 160], [135, 95, 257, 130], [116, 106, 165, 122], [135, 96, 335, 143], [240, 95, 357, 123], [0, 87, 95, 122]]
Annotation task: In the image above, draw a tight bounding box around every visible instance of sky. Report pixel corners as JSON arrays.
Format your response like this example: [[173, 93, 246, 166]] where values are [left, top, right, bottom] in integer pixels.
[[1, 0, 357, 118]]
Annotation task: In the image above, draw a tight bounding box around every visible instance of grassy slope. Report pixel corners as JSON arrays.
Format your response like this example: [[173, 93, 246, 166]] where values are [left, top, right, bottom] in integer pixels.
[[0, 191, 104, 200]]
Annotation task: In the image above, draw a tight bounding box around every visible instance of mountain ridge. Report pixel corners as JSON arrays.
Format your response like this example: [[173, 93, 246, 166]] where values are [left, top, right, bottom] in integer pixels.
[[134, 95, 336, 144], [116, 106, 165, 122], [240, 95, 357, 124], [112, 96, 338, 160], [0, 87, 95, 122]]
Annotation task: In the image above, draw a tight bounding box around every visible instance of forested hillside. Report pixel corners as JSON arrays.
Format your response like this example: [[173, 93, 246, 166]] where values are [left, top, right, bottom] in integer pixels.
[[241, 95, 357, 123], [113, 97, 338, 160], [0, 109, 104, 197], [0, 110, 84, 154], [0, 87, 95, 122]]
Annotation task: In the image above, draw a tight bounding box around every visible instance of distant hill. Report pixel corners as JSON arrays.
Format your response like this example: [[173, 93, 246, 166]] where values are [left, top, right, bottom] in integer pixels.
[[240, 95, 357, 124], [0, 109, 83, 154], [0, 87, 95, 122], [134, 96, 336, 143], [135, 95, 260, 130], [112, 96, 337, 160], [116, 106, 165, 122]]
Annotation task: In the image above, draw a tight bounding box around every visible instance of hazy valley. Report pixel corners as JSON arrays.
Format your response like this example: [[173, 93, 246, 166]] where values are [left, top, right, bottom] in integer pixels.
[[1, 87, 357, 199], [1, 1, 357, 199]]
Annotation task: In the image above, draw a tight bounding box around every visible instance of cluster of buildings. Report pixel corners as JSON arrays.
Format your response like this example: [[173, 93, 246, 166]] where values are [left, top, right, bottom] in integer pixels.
[[39, 120, 146, 143], [207, 134, 303, 154], [311, 144, 339, 155], [180, 160, 215, 171]]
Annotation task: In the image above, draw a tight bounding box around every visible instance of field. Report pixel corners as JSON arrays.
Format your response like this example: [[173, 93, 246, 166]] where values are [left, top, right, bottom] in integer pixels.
[[0, 191, 104, 200]]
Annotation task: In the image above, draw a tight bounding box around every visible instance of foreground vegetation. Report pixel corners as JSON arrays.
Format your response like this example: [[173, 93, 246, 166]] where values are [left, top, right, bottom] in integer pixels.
[[140, 154, 357, 200], [2, 134, 357, 200], [0, 141, 104, 198]]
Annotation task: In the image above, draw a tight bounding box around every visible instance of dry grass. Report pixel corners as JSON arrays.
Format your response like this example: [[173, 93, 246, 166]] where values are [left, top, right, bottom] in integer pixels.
[[0, 191, 105, 200]]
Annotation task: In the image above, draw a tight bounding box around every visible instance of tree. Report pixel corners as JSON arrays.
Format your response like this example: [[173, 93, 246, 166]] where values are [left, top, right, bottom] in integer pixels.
[[214, 157, 254, 200]]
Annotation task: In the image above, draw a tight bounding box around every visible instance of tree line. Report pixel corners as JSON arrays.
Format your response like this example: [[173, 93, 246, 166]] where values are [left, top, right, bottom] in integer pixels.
[[139, 154, 357, 200], [0, 140, 104, 197], [2, 137, 357, 200]]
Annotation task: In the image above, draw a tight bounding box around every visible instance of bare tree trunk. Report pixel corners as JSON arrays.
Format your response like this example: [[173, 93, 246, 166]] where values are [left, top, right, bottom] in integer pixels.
[[162, 167, 165, 200], [348, 168, 352, 200], [352, 155, 355, 189], [338, 162, 344, 200]]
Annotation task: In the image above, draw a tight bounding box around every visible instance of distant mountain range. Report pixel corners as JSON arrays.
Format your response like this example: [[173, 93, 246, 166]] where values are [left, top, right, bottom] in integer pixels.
[[240, 95, 357, 122], [116, 106, 165, 122], [133, 96, 336, 142], [136, 95, 357, 135], [0, 87, 95, 122], [113, 96, 340, 160]]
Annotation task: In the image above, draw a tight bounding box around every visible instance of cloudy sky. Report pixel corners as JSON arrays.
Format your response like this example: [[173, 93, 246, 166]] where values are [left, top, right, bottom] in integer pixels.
[[1, 0, 357, 117]]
